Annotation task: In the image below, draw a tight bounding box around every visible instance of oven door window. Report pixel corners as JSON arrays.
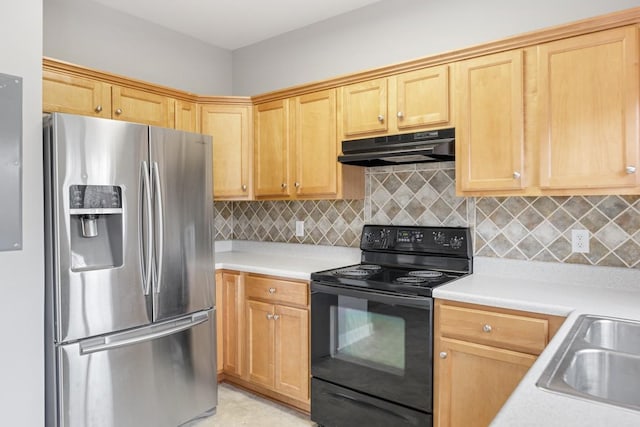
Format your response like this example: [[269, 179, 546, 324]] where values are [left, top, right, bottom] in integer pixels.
[[311, 286, 432, 412], [334, 297, 406, 375]]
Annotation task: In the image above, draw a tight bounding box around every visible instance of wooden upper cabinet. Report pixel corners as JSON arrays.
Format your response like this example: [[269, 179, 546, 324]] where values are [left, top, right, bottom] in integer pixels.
[[341, 78, 388, 137], [111, 86, 175, 128], [201, 104, 253, 200], [537, 26, 640, 190], [455, 50, 526, 194], [291, 89, 338, 198], [340, 66, 451, 139], [254, 100, 291, 199], [395, 66, 450, 130], [43, 70, 111, 118], [175, 100, 198, 132]]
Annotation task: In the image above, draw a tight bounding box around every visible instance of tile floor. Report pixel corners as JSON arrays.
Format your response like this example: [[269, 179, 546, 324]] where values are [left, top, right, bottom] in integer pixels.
[[195, 383, 315, 427]]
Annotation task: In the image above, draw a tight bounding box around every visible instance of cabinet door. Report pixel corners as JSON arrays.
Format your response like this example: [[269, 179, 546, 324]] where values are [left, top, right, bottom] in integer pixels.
[[175, 100, 198, 132], [341, 78, 388, 137], [396, 66, 449, 130], [246, 299, 275, 388], [201, 104, 252, 200], [434, 337, 535, 427], [291, 89, 338, 198], [43, 70, 111, 118], [455, 51, 525, 193], [215, 272, 223, 374], [254, 100, 291, 198], [538, 26, 639, 190], [112, 86, 175, 127], [274, 304, 309, 402], [222, 272, 244, 377]]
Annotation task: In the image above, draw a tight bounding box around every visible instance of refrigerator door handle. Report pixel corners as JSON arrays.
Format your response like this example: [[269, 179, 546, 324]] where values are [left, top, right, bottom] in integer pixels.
[[79, 311, 210, 355], [139, 161, 153, 295], [152, 161, 165, 294]]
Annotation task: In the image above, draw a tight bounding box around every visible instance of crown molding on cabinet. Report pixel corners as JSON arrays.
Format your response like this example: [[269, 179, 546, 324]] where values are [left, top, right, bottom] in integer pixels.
[[251, 6, 640, 104]]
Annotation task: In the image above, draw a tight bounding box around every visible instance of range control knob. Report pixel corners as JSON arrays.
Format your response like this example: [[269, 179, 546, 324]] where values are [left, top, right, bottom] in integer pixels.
[[449, 236, 464, 250], [433, 231, 446, 245]]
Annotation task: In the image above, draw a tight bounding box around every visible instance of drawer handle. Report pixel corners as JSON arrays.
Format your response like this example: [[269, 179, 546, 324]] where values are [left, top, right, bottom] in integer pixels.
[[483, 324, 492, 333], [439, 352, 448, 359], [268, 287, 276, 294], [273, 314, 280, 320], [266, 313, 274, 320]]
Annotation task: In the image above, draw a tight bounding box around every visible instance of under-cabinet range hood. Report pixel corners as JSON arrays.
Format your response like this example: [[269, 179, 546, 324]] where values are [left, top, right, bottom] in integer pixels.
[[338, 128, 455, 167]]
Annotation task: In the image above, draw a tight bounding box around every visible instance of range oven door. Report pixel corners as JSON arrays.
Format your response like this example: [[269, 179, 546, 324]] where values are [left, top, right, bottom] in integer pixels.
[[311, 282, 433, 413]]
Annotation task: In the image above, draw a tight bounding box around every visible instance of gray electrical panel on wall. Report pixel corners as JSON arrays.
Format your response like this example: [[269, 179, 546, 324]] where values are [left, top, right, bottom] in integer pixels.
[[0, 73, 22, 251]]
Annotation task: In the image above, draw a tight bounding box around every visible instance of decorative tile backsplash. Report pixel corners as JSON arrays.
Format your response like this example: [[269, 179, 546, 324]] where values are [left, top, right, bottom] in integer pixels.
[[476, 195, 640, 268], [231, 200, 365, 247], [214, 162, 640, 269], [367, 163, 470, 227]]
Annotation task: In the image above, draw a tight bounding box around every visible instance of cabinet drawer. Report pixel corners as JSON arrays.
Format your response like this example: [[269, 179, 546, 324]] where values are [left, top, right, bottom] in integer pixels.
[[245, 275, 308, 306], [439, 304, 549, 354]]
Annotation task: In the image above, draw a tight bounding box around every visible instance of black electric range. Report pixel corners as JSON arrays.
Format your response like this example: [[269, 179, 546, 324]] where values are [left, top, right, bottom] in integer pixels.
[[310, 225, 472, 427]]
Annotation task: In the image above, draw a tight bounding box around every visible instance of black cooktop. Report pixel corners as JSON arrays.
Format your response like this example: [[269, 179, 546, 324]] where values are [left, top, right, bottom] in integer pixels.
[[311, 225, 472, 297], [310, 263, 467, 297]]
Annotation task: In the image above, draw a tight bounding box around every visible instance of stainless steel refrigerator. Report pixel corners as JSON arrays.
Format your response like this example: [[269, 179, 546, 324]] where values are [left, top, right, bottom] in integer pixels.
[[44, 112, 217, 427]]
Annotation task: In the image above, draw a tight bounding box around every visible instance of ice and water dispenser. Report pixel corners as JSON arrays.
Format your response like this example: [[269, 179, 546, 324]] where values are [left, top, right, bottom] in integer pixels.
[[68, 185, 124, 271]]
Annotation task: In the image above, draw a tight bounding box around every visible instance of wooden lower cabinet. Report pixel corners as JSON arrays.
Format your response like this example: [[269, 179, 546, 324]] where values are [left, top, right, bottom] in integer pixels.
[[221, 271, 244, 378], [215, 272, 223, 376], [216, 270, 310, 412], [434, 300, 565, 427]]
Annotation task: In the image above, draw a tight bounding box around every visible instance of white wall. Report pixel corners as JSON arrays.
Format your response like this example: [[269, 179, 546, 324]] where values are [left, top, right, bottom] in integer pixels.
[[0, 0, 43, 425], [44, 0, 233, 95], [232, 0, 640, 95]]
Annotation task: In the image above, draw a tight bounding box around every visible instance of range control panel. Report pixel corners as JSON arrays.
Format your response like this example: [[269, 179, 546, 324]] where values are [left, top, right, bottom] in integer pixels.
[[361, 225, 471, 256]]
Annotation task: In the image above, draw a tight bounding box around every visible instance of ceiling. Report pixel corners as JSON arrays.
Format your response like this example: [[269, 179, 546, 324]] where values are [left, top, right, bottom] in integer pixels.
[[90, 0, 384, 50]]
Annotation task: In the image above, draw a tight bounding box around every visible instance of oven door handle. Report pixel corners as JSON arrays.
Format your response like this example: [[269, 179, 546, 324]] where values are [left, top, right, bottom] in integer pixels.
[[311, 282, 432, 309], [327, 391, 417, 424]]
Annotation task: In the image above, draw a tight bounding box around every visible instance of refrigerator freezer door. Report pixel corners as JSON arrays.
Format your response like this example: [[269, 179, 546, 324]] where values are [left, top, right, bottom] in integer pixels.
[[47, 113, 153, 343], [56, 310, 217, 427], [149, 127, 214, 321]]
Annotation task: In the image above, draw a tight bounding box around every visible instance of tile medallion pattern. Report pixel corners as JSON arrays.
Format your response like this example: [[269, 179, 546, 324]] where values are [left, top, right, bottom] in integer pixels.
[[213, 160, 640, 269], [366, 163, 471, 227]]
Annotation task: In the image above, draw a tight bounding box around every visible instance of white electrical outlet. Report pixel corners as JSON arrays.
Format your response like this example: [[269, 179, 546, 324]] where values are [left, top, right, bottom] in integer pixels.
[[295, 220, 304, 237], [571, 229, 590, 253]]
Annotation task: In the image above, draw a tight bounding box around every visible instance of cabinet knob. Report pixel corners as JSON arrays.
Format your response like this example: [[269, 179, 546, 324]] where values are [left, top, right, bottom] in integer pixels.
[[513, 171, 521, 179], [439, 352, 448, 359], [377, 114, 384, 123], [115, 108, 123, 115], [273, 314, 280, 320], [266, 313, 274, 320], [626, 166, 636, 174], [95, 105, 103, 113], [397, 111, 404, 119], [241, 184, 247, 191], [294, 182, 300, 188], [483, 324, 492, 333], [268, 287, 276, 294], [281, 183, 287, 189]]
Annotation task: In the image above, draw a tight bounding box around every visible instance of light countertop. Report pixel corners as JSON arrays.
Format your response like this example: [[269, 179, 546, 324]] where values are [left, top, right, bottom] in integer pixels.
[[213, 242, 640, 426], [434, 257, 640, 427], [214, 240, 361, 280]]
